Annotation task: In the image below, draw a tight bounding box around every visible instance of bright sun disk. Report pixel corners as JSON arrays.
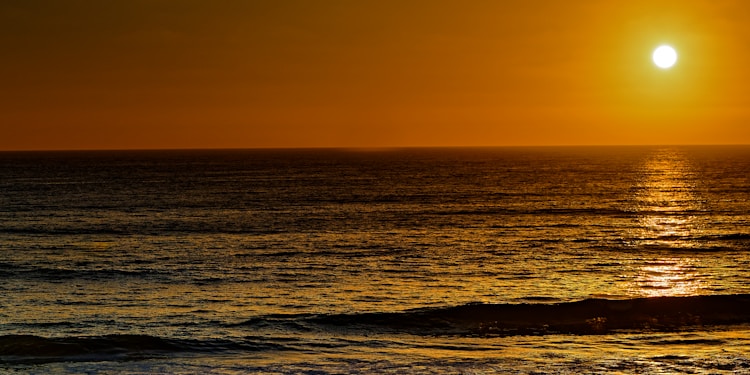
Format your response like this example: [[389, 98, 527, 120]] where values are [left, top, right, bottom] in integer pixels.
[[653, 45, 677, 69]]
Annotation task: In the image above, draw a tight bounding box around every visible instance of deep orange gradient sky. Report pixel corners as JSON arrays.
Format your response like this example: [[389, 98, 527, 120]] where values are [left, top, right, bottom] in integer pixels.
[[2, 1, 749, 150]]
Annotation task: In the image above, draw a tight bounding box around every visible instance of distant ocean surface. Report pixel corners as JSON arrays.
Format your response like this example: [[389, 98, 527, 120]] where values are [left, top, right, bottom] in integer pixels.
[[1, 146, 750, 374]]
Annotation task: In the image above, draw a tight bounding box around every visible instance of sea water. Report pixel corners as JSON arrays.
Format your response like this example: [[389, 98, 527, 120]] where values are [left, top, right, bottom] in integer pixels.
[[1, 146, 749, 373]]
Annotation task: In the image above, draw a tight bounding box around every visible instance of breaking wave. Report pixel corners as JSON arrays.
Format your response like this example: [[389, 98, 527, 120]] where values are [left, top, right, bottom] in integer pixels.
[[0, 334, 285, 364], [240, 294, 750, 336]]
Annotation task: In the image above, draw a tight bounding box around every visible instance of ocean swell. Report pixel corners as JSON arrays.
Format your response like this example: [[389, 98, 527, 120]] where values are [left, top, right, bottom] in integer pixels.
[[244, 294, 750, 336], [0, 334, 283, 363]]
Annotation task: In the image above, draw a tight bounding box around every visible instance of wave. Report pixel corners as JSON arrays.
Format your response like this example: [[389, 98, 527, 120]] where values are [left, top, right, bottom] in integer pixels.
[[5, 294, 750, 363], [698, 233, 750, 242], [0, 265, 166, 282], [240, 294, 750, 336], [0, 334, 284, 364], [3, 295, 750, 364]]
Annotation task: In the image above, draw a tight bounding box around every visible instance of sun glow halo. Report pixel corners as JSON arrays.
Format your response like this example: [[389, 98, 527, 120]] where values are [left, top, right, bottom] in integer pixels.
[[653, 45, 678, 69]]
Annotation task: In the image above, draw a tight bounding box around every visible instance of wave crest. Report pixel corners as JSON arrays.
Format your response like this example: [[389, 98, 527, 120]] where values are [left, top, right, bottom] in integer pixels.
[[0, 334, 283, 363], [242, 294, 750, 336]]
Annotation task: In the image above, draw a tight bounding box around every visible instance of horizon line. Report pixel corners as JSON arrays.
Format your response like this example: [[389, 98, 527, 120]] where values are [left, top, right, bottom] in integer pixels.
[[2, 143, 750, 153]]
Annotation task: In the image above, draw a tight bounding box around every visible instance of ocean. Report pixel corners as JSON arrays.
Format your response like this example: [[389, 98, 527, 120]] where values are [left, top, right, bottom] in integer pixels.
[[1, 146, 749, 374]]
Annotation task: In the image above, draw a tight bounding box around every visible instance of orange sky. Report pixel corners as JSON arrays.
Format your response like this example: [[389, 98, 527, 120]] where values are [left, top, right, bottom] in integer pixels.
[[1, 0, 749, 150]]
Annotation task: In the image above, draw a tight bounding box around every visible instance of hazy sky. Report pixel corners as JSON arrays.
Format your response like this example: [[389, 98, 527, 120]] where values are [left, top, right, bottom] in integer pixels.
[[2, 0, 749, 150]]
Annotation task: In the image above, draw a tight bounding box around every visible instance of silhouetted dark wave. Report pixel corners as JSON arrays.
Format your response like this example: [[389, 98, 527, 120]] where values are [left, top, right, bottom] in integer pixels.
[[240, 294, 750, 336], [0, 265, 167, 282], [0, 334, 285, 363], [4, 295, 749, 364]]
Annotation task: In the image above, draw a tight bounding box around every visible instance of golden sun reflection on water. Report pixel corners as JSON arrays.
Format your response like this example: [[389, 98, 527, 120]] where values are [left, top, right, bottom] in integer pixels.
[[633, 258, 703, 297], [634, 148, 703, 245], [628, 148, 705, 297]]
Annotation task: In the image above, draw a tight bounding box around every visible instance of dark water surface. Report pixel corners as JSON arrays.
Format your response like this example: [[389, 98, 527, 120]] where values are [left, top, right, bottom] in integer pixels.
[[1, 146, 750, 373]]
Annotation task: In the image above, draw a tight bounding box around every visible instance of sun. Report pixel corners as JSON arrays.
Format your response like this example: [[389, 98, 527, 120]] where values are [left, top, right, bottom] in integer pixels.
[[653, 45, 677, 69]]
